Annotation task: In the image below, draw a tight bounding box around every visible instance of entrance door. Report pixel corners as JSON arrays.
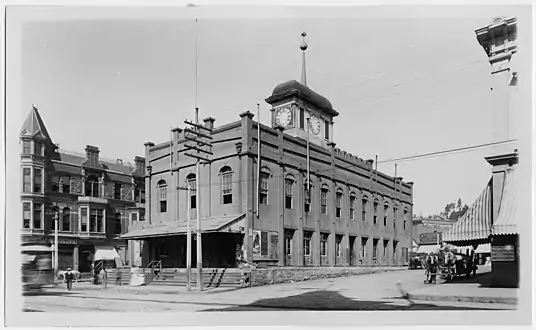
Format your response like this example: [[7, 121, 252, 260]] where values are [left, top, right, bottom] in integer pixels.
[[349, 236, 356, 266], [284, 229, 294, 266]]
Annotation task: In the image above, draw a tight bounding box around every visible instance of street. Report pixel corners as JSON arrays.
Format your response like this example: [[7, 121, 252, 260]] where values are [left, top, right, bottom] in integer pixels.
[[23, 269, 515, 312]]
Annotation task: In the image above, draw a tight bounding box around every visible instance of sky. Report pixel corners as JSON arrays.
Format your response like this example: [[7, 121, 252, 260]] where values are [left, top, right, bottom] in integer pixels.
[[7, 5, 532, 217]]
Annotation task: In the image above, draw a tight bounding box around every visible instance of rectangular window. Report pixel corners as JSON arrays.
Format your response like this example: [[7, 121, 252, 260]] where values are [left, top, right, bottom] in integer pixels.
[[34, 142, 43, 156], [81, 207, 88, 232], [97, 209, 104, 233], [33, 203, 42, 229], [23, 141, 31, 154], [222, 173, 233, 204], [33, 168, 42, 193], [22, 168, 31, 193], [114, 183, 122, 200], [139, 209, 146, 222], [303, 231, 312, 256], [360, 238, 367, 258], [131, 212, 138, 222], [324, 121, 330, 140], [362, 199, 367, 221], [373, 239, 378, 259], [299, 108, 305, 130], [259, 172, 269, 204], [159, 185, 167, 213], [62, 209, 71, 232], [373, 201, 378, 224], [304, 188, 311, 213], [284, 178, 293, 209], [320, 233, 328, 256], [23, 202, 31, 229], [336, 192, 343, 218], [90, 209, 98, 232], [189, 179, 197, 209], [349, 196, 356, 219], [320, 188, 328, 215], [115, 211, 123, 235], [335, 235, 342, 257]]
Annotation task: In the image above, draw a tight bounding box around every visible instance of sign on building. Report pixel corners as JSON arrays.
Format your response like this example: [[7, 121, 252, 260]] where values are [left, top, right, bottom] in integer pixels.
[[419, 232, 442, 245]]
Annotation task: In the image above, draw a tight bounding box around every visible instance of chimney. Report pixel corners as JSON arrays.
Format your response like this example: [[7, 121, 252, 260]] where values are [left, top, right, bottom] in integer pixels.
[[85, 145, 100, 166], [171, 127, 182, 143], [203, 117, 215, 130]]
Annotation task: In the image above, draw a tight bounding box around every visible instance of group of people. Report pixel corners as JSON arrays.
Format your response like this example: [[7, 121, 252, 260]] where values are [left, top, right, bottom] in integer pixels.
[[424, 249, 478, 284], [62, 264, 122, 291]]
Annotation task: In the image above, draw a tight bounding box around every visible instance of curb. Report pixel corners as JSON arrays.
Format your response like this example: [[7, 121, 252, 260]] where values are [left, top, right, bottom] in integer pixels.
[[407, 293, 518, 305]]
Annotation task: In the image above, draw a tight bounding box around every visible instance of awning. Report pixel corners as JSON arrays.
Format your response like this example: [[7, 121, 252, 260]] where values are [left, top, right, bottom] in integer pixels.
[[417, 244, 440, 254], [120, 214, 246, 240], [475, 243, 491, 253], [493, 168, 518, 235], [443, 179, 492, 246], [94, 247, 121, 261]]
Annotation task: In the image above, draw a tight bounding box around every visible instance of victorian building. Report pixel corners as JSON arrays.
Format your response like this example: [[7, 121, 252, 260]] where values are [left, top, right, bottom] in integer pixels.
[[122, 35, 414, 269], [20, 106, 146, 272]]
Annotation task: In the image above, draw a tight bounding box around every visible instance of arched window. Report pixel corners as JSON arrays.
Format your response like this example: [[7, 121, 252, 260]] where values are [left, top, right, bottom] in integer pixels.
[[373, 199, 379, 224], [362, 196, 368, 221], [220, 166, 233, 204], [303, 179, 313, 214], [284, 175, 295, 209], [62, 207, 70, 232], [320, 184, 329, 215], [383, 202, 389, 226], [186, 173, 196, 209], [259, 167, 271, 205], [157, 180, 167, 213], [335, 189, 344, 218], [85, 175, 99, 197], [349, 193, 357, 220]]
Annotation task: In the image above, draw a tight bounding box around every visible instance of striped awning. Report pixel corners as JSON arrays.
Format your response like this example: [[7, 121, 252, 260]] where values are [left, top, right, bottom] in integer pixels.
[[493, 168, 518, 235], [475, 243, 491, 253], [443, 179, 492, 245]]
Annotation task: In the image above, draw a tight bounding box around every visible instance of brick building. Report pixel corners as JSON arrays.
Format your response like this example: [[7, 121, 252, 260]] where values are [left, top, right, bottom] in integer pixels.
[[123, 79, 414, 269], [20, 106, 145, 272]]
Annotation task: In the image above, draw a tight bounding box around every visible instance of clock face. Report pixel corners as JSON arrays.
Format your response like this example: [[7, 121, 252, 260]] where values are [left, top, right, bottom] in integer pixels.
[[275, 107, 292, 128], [309, 115, 321, 135]]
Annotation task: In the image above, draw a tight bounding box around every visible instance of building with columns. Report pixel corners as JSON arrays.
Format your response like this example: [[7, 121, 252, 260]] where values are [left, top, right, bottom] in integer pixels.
[[122, 35, 414, 269], [20, 106, 146, 272]]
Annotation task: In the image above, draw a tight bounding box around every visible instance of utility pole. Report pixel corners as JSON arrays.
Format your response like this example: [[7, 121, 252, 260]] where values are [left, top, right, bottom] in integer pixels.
[[184, 111, 213, 292], [186, 185, 192, 291], [54, 211, 59, 280]]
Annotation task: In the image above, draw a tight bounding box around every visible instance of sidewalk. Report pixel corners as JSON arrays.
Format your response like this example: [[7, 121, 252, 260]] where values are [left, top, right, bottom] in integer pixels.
[[405, 268, 518, 305]]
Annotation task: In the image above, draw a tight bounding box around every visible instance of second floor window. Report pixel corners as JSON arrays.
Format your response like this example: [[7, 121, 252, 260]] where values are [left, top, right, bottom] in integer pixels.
[[114, 183, 122, 200], [33, 168, 42, 193], [23, 202, 31, 229], [62, 207, 70, 232], [373, 201, 379, 224], [362, 199, 367, 221], [23, 140, 31, 154], [81, 207, 88, 232], [85, 176, 99, 197], [157, 180, 167, 213], [384, 205, 388, 226], [33, 203, 42, 229], [90, 209, 104, 233], [304, 187, 311, 213], [284, 177, 294, 209], [221, 167, 233, 204], [22, 168, 31, 193], [321, 187, 328, 215], [349, 195, 356, 219], [335, 191, 343, 218], [187, 174, 196, 209], [259, 171, 269, 205]]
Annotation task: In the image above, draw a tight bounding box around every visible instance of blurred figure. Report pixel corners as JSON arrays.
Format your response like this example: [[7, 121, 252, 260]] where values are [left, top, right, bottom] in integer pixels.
[[64, 268, 75, 291], [99, 266, 108, 290]]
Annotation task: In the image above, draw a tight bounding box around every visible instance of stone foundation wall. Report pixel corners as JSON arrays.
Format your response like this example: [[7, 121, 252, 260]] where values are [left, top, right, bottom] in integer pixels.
[[250, 266, 405, 287]]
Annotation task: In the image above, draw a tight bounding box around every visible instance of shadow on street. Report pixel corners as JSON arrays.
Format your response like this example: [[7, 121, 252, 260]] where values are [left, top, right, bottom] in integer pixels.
[[23, 290, 77, 297], [200, 290, 503, 311]]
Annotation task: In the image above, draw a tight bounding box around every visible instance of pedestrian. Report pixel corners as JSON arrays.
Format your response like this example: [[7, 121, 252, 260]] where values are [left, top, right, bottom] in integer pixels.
[[99, 266, 108, 290], [429, 252, 438, 284], [115, 268, 122, 286], [64, 268, 75, 291]]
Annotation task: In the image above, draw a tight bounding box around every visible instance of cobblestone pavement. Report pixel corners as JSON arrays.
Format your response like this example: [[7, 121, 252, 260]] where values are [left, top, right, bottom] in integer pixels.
[[23, 268, 515, 312]]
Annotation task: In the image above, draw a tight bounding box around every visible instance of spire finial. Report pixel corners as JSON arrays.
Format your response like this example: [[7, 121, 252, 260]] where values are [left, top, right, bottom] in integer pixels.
[[300, 32, 308, 86]]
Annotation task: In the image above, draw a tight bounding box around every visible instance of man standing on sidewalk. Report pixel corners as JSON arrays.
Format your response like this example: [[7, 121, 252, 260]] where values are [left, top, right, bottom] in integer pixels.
[[100, 266, 108, 290], [64, 268, 75, 291]]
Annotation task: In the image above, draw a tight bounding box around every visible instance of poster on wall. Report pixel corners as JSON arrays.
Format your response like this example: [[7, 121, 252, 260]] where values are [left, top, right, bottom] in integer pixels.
[[252, 230, 261, 256]]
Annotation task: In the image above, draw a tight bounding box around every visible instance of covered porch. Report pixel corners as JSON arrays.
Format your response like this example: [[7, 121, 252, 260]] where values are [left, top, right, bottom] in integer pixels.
[[120, 214, 246, 269]]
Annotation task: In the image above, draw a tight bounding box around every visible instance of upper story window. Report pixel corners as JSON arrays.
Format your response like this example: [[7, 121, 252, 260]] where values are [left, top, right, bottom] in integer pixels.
[[383, 204, 389, 226], [187, 173, 196, 209], [90, 208, 104, 233], [33, 203, 42, 229], [335, 190, 343, 218], [259, 168, 270, 205], [393, 206, 398, 228], [81, 207, 88, 232], [324, 121, 330, 140], [304, 183, 311, 213], [349, 194, 356, 220], [299, 108, 305, 130], [373, 200, 379, 224], [22, 140, 31, 154], [62, 207, 71, 232], [284, 176, 294, 209], [114, 183, 122, 200], [157, 180, 167, 213], [22, 168, 31, 193], [22, 202, 31, 229], [220, 166, 233, 204], [362, 197, 368, 221], [85, 175, 99, 197], [320, 185, 329, 215], [34, 142, 43, 156], [33, 168, 43, 193], [403, 208, 408, 229]]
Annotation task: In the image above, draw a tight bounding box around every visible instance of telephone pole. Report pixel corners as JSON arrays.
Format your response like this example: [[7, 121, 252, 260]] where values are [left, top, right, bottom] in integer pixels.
[[184, 110, 213, 292]]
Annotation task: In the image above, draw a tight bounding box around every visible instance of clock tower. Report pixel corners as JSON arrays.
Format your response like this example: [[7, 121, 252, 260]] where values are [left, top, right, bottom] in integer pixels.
[[265, 33, 339, 149]]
